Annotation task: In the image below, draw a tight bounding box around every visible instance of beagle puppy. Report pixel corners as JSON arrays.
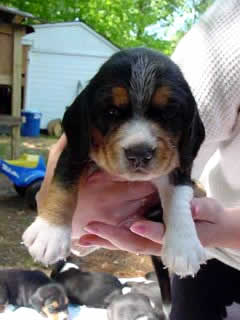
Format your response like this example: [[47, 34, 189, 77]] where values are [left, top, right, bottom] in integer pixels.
[[51, 260, 123, 308], [0, 269, 69, 320], [23, 47, 206, 315], [107, 292, 161, 320]]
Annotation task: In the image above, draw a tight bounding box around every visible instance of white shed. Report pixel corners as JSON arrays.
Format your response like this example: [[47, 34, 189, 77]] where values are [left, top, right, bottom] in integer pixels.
[[22, 22, 119, 129]]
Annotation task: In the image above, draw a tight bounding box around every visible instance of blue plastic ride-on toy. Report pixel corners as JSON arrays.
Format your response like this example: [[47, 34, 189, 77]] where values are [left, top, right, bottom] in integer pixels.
[[0, 153, 46, 209]]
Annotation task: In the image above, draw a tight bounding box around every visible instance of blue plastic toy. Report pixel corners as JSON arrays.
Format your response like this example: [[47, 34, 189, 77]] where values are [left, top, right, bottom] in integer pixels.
[[0, 153, 46, 209]]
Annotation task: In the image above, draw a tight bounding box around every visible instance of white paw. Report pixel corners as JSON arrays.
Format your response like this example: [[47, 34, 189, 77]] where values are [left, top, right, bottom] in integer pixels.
[[161, 233, 207, 277], [22, 217, 71, 265]]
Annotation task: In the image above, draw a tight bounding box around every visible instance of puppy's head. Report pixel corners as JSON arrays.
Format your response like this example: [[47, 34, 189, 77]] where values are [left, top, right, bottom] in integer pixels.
[[63, 48, 205, 181], [108, 293, 160, 320], [30, 283, 69, 320]]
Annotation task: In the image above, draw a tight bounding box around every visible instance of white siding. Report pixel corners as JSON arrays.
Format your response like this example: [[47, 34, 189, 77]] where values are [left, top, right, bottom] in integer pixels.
[[25, 51, 108, 128], [22, 22, 118, 129], [24, 23, 117, 57]]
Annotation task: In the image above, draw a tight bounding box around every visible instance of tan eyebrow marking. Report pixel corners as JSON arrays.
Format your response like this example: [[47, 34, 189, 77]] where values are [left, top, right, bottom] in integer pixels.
[[152, 86, 171, 107], [50, 301, 59, 308], [112, 87, 129, 107]]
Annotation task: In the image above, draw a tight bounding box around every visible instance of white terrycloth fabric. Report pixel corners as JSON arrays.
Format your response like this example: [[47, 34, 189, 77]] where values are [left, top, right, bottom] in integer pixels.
[[0, 304, 108, 320], [172, 0, 240, 270]]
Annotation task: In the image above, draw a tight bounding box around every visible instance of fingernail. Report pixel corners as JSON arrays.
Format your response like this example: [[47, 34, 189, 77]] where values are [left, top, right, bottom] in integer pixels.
[[192, 204, 199, 218], [130, 224, 146, 235], [84, 224, 98, 233]]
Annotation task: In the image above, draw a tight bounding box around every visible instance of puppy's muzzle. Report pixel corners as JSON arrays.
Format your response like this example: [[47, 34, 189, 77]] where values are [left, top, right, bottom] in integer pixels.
[[124, 143, 156, 169]]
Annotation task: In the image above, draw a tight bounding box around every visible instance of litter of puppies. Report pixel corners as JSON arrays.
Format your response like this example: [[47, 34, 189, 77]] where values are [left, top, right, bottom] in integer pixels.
[[0, 260, 164, 320]]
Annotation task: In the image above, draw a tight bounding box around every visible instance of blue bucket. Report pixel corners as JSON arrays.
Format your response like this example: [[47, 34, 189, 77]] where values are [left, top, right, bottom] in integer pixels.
[[21, 111, 42, 137]]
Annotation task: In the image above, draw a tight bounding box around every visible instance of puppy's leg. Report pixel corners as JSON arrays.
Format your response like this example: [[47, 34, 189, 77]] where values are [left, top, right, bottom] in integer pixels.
[[23, 148, 81, 265], [153, 174, 207, 277]]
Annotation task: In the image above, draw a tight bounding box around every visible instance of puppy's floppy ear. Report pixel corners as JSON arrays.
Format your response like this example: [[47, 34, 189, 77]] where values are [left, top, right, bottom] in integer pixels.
[[50, 260, 66, 280], [62, 87, 90, 162], [104, 289, 123, 305], [179, 93, 205, 170], [29, 291, 44, 313]]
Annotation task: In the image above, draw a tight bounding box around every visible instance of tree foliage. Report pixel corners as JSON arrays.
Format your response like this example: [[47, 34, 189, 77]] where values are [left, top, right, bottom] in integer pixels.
[[171, 0, 214, 48], [0, 0, 214, 55]]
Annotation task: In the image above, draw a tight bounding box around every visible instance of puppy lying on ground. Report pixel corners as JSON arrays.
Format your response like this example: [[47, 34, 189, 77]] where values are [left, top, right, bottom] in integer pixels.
[[51, 260, 122, 308], [0, 269, 69, 320], [124, 280, 165, 317], [107, 292, 161, 320]]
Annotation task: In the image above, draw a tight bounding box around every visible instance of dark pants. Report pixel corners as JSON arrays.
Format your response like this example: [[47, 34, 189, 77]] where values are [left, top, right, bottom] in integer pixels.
[[170, 259, 240, 320]]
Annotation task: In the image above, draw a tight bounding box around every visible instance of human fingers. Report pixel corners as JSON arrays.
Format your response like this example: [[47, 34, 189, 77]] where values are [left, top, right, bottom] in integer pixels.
[[78, 234, 119, 250], [84, 222, 163, 255], [130, 220, 165, 244]]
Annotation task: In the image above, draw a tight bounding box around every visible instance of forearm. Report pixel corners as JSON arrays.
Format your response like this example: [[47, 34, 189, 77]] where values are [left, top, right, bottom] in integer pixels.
[[206, 208, 240, 271]]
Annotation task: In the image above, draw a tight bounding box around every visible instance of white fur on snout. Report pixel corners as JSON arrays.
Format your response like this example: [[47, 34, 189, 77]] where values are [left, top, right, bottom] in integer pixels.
[[120, 119, 157, 149], [149, 300, 155, 309], [22, 217, 71, 265], [122, 287, 131, 295], [60, 262, 79, 273], [137, 316, 148, 320], [153, 179, 207, 277]]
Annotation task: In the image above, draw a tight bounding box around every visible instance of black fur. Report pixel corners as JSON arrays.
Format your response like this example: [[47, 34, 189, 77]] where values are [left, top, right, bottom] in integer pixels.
[[53, 48, 205, 315], [51, 260, 123, 308], [56, 47, 205, 189], [0, 269, 68, 317], [107, 292, 160, 320], [124, 280, 165, 317]]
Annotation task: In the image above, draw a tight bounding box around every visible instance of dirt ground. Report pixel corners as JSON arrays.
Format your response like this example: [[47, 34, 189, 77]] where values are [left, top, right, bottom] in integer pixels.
[[0, 135, 153, 277]]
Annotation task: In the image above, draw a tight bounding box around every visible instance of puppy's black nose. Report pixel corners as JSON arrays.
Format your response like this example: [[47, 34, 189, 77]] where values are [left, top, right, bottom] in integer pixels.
[[124, 144, 155, 168]]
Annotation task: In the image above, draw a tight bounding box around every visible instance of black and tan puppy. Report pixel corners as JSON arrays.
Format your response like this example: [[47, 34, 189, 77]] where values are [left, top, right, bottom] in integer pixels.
[[107, 292, 160, 320], [51, 260, 122, 308], [23, 48, 205, 280], [0, 269, 69, 320], [124, 280, 165, 317]]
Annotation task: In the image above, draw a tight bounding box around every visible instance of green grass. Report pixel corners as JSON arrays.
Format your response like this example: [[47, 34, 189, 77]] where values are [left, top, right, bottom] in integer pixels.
[[0, 134, 57, 160]]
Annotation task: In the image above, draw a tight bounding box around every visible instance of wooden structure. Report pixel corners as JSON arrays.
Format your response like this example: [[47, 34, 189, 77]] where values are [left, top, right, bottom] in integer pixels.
[[0, 5, 34, 158]]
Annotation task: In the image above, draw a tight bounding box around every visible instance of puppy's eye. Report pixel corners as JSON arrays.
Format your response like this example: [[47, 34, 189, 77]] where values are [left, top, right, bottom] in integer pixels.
[[160, 103, 179, 120], [106, 107, 120, 118]]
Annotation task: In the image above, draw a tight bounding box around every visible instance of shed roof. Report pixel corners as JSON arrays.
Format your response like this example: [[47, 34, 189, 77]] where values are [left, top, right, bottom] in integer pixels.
[[0, 5, 35, 24], [31, 21, 119, 51]]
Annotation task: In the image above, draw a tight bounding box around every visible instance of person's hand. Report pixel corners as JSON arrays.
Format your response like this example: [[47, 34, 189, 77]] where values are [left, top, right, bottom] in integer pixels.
[[79, 197, 227, 254], [37, 135, 232, 256]]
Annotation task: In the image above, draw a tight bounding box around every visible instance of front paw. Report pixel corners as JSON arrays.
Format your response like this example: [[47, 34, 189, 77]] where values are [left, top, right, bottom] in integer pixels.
[[162, 233, 207, 277], [22, 217, 71, 265]]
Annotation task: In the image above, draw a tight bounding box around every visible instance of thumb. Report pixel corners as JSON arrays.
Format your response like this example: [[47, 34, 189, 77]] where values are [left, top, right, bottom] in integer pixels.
[[130, 220, 165, 244]]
